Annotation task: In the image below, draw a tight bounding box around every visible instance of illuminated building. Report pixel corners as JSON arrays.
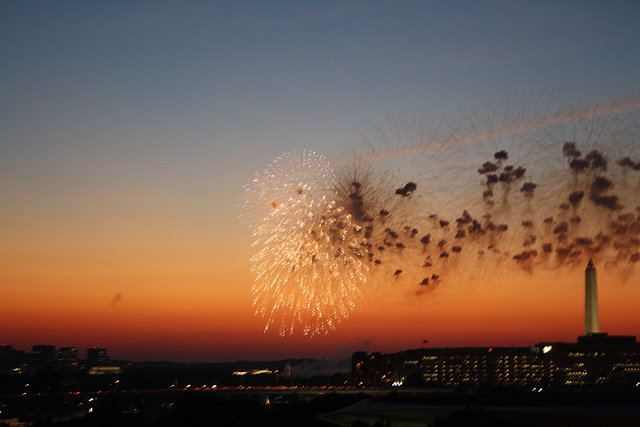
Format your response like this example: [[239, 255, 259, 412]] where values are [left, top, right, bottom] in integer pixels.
[[88, 366, 122, 375], [534, 336, 640, 386], [354, 339, 640, 388], [359, 347, 554, 388], [57, 347, 78, 367]]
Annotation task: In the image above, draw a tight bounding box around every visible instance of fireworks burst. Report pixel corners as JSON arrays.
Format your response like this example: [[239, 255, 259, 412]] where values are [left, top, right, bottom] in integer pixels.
[[242, 96, 639, 336], [243, 151, 368, 336]]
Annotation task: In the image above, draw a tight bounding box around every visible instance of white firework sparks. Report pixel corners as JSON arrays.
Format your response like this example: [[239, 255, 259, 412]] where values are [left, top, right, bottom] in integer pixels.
[[243, 151, 368, 336]]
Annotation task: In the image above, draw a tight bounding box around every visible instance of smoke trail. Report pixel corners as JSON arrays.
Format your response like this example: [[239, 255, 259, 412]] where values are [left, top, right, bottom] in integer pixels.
[[332, 92, 640, 291], [345, 95, 640, 165]]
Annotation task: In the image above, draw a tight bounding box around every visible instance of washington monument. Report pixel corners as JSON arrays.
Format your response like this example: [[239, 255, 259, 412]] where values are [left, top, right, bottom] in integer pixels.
[[585, 259, 600, 334]]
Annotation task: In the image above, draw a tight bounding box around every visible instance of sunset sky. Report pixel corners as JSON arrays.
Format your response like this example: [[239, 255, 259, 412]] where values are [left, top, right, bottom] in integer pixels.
[[1, 1, 639, 363]]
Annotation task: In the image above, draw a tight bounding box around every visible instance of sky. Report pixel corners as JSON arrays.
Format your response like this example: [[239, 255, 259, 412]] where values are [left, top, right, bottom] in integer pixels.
[[1, 1, 639, 363]]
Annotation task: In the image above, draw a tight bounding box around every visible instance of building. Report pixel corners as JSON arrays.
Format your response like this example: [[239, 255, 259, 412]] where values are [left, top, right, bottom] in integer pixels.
[[57, 347, 79, 367], [353, 346, 557, 388], [87, 347, 110, 366], [352, 351, 395, 386], [0, 345, 24, 373], [534, 335, 640, 386], [27, 345, 57, 369]]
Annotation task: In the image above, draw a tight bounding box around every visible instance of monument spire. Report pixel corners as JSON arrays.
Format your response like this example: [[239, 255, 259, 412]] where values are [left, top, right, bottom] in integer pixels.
[[585, 259, 600, 334]]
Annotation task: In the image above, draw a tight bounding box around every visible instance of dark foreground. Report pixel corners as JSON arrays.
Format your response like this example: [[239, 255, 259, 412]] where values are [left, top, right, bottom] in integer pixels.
[[2, 387, 640, 426]]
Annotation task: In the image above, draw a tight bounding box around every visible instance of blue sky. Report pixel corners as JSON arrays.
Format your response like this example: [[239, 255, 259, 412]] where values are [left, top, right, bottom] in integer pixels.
[[4, 2, 639, 165]]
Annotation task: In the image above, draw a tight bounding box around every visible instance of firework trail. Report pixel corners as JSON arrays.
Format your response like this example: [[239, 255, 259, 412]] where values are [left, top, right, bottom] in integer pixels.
[[347, 94, 640, 164]]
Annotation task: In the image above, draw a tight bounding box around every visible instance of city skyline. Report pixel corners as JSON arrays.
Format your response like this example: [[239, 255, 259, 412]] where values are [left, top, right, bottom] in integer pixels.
[[1, 1, 639, 362]]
